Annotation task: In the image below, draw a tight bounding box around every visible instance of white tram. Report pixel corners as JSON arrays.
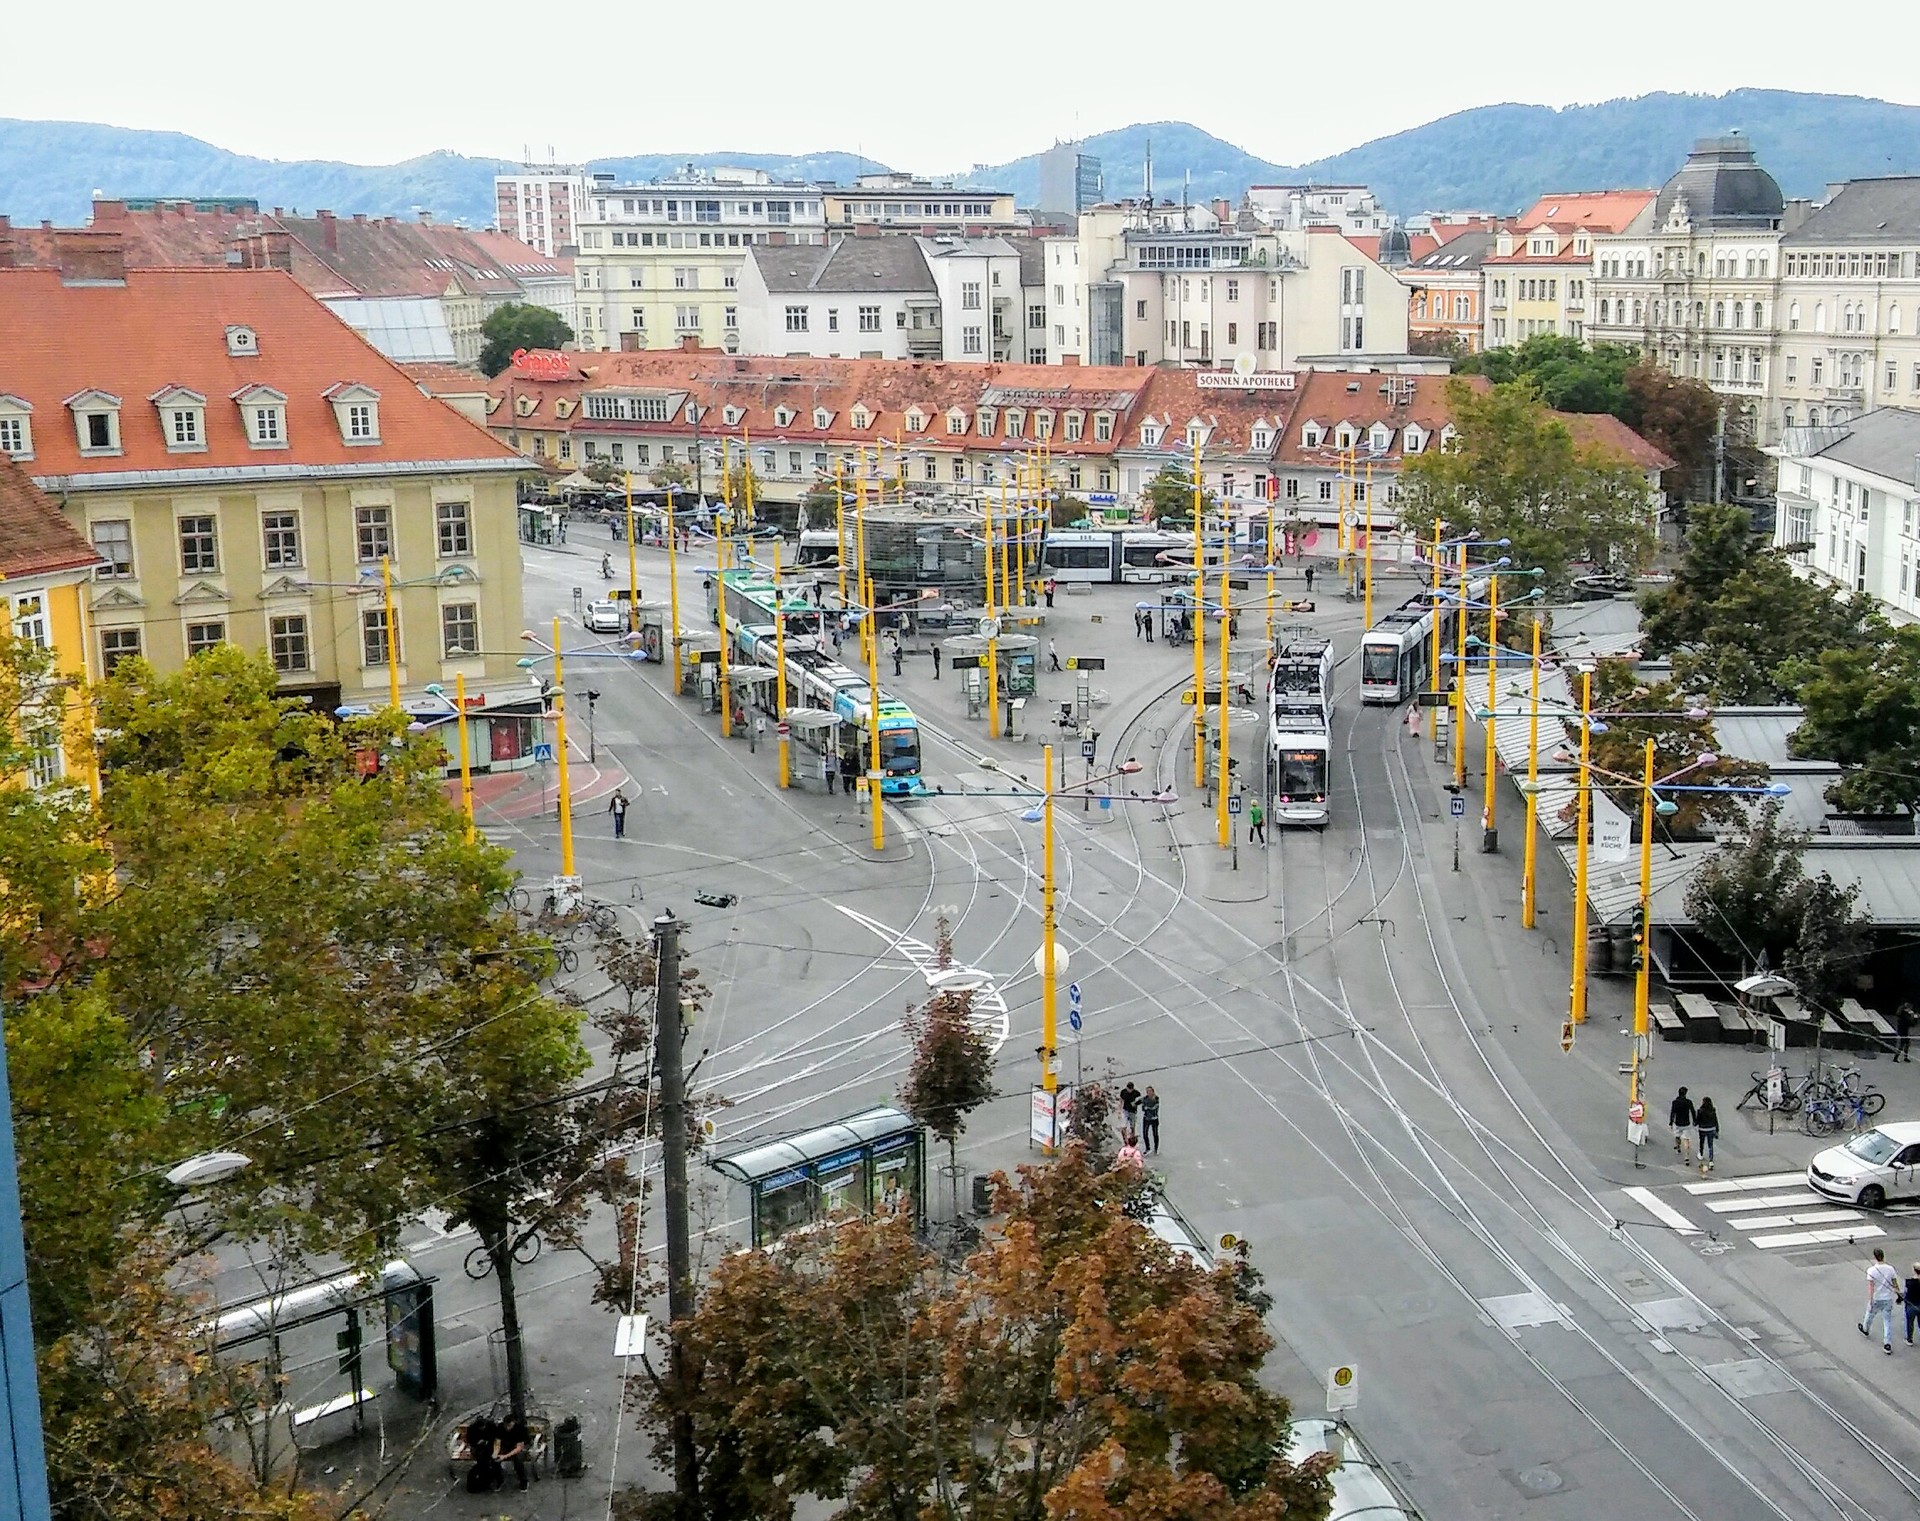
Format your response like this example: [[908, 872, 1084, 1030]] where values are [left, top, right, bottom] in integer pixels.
[[1358, 569, 1494, 704]]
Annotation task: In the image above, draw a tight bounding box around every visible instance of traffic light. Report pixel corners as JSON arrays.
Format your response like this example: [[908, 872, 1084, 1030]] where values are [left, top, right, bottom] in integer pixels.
[[1629, 906, 1647, 972]]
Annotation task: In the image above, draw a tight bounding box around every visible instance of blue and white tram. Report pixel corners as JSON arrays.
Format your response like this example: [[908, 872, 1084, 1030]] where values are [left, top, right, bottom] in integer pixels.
[[1041, 527, 1224, 584], [1359, 570, 1493, 704], [1271, 634, 1335, 729], [1269, 712, 1331, 828]]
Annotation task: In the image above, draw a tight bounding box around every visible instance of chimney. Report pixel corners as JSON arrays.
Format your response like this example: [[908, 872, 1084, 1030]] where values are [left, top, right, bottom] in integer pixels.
[[0, 217, 14, 270], [1063, 354, 1082, 366], [353, 212, 367, 223], [679, 334, 700, 352], [264, 230, 293, 271], [273, 207, 284, 218], [1213, 198, 1231, 223], [318, 209, 338, 250], [91, 199, 129, 225], [52, 230, 127, 284]]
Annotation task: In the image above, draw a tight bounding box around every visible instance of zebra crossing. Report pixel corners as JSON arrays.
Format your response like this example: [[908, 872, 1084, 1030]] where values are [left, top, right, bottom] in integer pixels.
[[1623, 1170, 1890, 1251]]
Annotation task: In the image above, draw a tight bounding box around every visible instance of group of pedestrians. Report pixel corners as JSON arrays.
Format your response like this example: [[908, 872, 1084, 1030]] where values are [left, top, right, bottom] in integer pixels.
[[1133, 608, 1156, 642], [1860, 1249, 1920, 1353], [1117, 1080, 1161, 1157], [1667, 1086, 1721, 1172]]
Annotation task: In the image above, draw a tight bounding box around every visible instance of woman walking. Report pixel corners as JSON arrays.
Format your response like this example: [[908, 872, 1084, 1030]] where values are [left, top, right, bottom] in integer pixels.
[[1694, 1096, 1719, 1173]]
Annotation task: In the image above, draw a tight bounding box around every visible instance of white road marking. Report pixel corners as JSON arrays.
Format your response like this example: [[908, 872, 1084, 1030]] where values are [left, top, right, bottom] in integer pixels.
[[1623, 1185, 1702, 1235], [1730, 1210, 1863, 1231], [1702, 1192, 1825, 1213], [1685, 1170, 1808, 1196], [1749, 1224, 1886, 1250]]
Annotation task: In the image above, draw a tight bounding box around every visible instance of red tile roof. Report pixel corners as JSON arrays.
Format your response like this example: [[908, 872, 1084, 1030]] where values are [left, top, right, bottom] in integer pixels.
[[1563, 411, 1675, 472], [0, 267, 525, 479], [0, 455, 99, 579], [1511, 191, 1654, 234]]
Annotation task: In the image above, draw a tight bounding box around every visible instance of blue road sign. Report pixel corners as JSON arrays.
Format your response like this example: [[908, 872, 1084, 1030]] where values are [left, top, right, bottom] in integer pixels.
[[1080, 739, 1097, 761], [1068, 981, 1081, 1007], [533, 743, 556, 763], [1450, 794, 1466, 818], [1228, 793, 1244, 815], [1068, 1008, 1082, 1032]]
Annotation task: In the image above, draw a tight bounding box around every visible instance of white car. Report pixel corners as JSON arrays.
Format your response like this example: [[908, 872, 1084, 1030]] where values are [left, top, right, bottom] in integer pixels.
[[1807, 1121, 1920, 1209], [583, 598, 625, 634]]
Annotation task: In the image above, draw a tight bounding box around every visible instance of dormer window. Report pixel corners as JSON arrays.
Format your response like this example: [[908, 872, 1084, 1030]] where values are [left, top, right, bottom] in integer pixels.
[[1093, 411, 1113, 442], [684, 402, 701, 425], [0, 396, 35, 461], [774, 405, 795, 428], [1034, 409, 1053, 440], [1004, 409, 1024, 438], [1439, 424, 1459, 450], [1333, 424, 1357, 449], [66, 391, 123, 456], [1249, 424, 1273, 452], [1184, 420, 1208, 449], [946, 408, 967, 435], [1301, 422, 1323, 449], [1403, 425, 1427, 454], [225, 325, 259, 357], [231, 385, 289, 450], [812, 407, 832, 429], [149, 386, 209, 453], [904, 407, 927, 433], [850, 405, 871, 430], [1139, 421, 1163, 448], [976, 407, 996, 435], [722, 404, 744, 427], [1369, 423, 1392, 452], [323, 383, 381, 446], [1063, 410, 1084, 442]]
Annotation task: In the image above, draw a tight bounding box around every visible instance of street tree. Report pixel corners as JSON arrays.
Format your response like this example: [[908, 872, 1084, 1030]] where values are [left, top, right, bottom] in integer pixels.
[[898, 918, 996, 1214], [1580, 659, 1767, 837], [652, 459, 696, 493], [635, 1144, 1335, 1521], [1396, 379, 1657, 587], [1408, 330, 1468, 361], [584, 459, 626, 486], [1456, 334, 1638, 416], [478, 302, 575, 376], [1789, 625, 1920, 815], [1683, 803, 1872, 1009], [1050, 490, 1093, 528], [1623, 362, 1719, 485], [1143, 461, 1215, 528]]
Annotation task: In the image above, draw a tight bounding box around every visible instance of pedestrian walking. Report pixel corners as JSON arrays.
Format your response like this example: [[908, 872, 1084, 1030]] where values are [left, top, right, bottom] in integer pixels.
[[1896, 1002, 1915, 1062], [1906, 1262, 1920, 1345], [1133, 608, 1144, 639], [1048, 638, 1062, 673], [1668, 1085, 1695, 1161], [1248, 796, 1266, 844], [1144, 609, 1154, 643], [1304, 564, 1315, 592], [1694, 1096, 1719, 1172], [892, 639, 904, 677], [931, 642, 942, 679], [1120, 1080, 1141, 1131], [1044, 577, 1057, 608], [1862, 1247, 1900, 1352], [608, 787, 630, 840], [1140, 1086, 1161, 1154], [1116, 1130, 1144, 1168], [842, 756, 857, 795]]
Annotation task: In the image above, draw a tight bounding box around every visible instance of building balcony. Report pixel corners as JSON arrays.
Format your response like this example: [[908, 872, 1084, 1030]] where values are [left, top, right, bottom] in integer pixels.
[[906, 330, 942, 358]]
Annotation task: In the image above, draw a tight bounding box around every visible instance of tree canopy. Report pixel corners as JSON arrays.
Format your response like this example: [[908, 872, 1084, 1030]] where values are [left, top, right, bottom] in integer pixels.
[[1790, 624, 1920, 815], [1396, 379, 1657, 587], [638, 1144, 1334, 1521], [478, 301, 575, 376], [1456, 334, 1638, 416], [1580, 659, 1768, 837], [1143, 461, 1216, 528]]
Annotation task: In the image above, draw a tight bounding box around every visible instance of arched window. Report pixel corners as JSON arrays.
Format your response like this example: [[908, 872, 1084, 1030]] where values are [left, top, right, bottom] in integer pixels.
[[1891, 304, 1903, 335], [1731, 302, 1744, 329], [1814, 303, 1827, 333], [1788, 301, 1800, 330], [1713, 301, 1725, 327]]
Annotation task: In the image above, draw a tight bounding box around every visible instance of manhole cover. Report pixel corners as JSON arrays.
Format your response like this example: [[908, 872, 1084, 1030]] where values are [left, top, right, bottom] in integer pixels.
[[1504, 1464, 1567, 1496]]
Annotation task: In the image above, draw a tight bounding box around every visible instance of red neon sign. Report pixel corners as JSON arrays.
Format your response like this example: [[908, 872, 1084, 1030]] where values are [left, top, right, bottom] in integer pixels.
[[510, 348, 576, 381]]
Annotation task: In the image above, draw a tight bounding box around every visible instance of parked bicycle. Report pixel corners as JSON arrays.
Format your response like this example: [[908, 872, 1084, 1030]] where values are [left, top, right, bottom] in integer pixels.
[[464, 1231, 543, 1280], [1802, 1088, 1884, 1137]]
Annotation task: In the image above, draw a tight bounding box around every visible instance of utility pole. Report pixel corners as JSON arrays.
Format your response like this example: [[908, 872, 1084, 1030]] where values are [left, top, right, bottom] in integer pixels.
[[653, 911, 699, 1509]]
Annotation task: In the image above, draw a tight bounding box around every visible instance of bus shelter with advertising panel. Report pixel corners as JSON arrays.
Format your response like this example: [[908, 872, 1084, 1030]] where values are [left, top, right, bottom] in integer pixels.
[[711, 1106, 926, 1249]]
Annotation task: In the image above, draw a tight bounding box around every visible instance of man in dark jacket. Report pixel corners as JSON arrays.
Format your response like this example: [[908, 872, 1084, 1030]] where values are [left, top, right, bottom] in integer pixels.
[[1669, 1086, 1696, 1161]]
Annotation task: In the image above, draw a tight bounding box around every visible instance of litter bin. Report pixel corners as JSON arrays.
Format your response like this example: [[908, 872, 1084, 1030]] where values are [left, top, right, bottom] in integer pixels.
[[554, 1415, 584, 1478]]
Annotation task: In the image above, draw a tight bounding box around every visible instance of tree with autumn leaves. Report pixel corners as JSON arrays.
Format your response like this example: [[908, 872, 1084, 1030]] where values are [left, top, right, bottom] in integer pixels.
[[631, 1143, 1334, 1521]]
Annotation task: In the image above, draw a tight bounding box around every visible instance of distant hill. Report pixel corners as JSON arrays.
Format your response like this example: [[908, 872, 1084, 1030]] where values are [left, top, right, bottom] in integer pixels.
[[3, 90, 1918, 229]]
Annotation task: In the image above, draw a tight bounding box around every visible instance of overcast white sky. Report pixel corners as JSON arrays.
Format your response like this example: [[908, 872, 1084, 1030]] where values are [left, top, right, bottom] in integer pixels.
[[11, 1, 1916, 171]]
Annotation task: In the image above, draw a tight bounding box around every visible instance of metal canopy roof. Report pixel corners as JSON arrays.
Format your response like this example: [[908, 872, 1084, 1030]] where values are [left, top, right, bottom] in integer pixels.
[[1556, 838, 1920, 930], [711, 1106, 919, 1183]]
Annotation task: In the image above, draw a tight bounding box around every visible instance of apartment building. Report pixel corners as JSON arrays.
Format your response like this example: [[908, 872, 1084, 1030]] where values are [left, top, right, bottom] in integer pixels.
[[1243, 185, 1391, 234], [735, 237, 940, 360], [1481, 191, 1652, 348], [1774, 409, 1920, 622], [0, 243, 533, 736], [1404, 227, 1496, 353], [0, 456, 102, 787], [572, 170, 827, 353], [494, 166, 588, 257], [821, 175, 1021, 233], [1773, 178, 1920, 435]]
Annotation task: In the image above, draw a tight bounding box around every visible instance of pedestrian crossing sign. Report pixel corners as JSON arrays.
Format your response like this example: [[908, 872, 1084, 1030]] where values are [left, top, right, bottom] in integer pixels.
[[533, 743, 555, 762]]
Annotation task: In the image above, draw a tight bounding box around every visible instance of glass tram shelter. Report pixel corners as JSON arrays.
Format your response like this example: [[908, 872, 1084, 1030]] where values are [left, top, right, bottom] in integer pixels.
[[710, 1106, 926, 1248]]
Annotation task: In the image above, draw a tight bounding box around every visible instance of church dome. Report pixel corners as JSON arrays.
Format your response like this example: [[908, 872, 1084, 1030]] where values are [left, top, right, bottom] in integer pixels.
[[1652, 134, 1783, 232]]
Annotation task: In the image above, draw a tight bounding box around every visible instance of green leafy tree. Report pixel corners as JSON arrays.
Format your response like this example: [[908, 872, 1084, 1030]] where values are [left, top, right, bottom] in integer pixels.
[[1581, 660, 1767, 838], [1143, 461, 1215, 529], [1397, 379, 1657, 587], [1790, 625, 1920, 814], [1624, 362, 1719, 484], [1683, 803, 1871, 1009], [898, 919, 996, 1212], [584, 459, 626, 486], [1457, 335, 1638, 416], [637, 1145, 1335, 1521], [1407, 330, 1468, 361], [478, 301, 575, 376], [652, 458, 695, 492], [1049, 490, 1093, 528]]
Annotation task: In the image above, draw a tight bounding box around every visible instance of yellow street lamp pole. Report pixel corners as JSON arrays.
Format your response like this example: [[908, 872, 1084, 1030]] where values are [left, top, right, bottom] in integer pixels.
[[983, 495, 1001, 741], [1264, 493, 1276, 650], [1363, 462, 1375, 628], [773, 542, 791, 789], [834, 459, 848, 608], [380, 554, 401, 709], [1571, 668, 1593, 1024], [665, 487, 683, 697], [1428, 518, 1444, 741], [1041, 740, 1058, 1093], [716, 513, 732, 740], [862, 572, 885, 853], [1482, 572, 1500, 848], [551, 615, 575, 879], [1191, 435, 1207, 793], [1630, 737, 1656, 1105], [1216, 572, 1231, 847], [742, 428, 757, 528], [624, 474, 641, 637], [454, 670, 474, 844], [1452, 544, 1469, 788], [1522, 618, 1541, 928], [854, 474, 870, 665]]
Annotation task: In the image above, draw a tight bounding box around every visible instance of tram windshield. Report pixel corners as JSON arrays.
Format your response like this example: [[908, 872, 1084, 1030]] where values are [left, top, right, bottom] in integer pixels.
[[1278, 749, 1327, 798], [1361, 642, 1400, 686], [881, 729, 921, 772]]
